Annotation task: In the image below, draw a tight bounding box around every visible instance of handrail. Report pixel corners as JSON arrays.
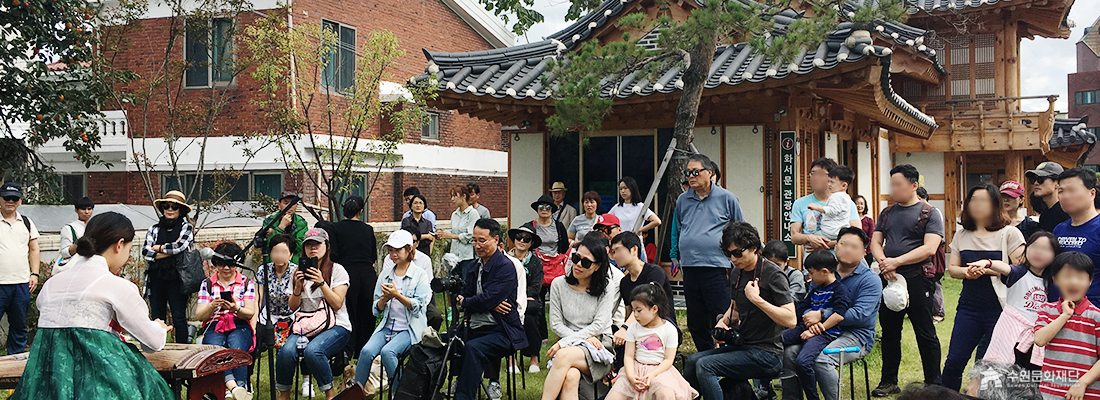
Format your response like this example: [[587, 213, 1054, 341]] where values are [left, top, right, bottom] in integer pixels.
[[943, 94, 1058, 105]]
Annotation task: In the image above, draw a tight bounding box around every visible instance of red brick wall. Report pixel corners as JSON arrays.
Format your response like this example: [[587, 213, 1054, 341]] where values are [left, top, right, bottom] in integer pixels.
[[380, 172, 507, 222], [87, 172, 159, 205]]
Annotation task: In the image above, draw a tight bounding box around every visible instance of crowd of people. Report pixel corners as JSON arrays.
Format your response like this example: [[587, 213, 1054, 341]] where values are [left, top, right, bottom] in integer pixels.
[[2, 154, 1100, 400]]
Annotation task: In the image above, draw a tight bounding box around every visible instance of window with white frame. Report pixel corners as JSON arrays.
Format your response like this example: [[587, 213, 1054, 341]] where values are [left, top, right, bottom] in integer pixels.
[[421, 112, 440, 140], [322, 20, 356, 93], [185, 18, 235, 88]]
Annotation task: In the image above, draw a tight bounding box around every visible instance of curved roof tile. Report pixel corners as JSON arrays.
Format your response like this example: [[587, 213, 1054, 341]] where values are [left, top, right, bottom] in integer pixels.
[[1051, 116, 1097, 148]]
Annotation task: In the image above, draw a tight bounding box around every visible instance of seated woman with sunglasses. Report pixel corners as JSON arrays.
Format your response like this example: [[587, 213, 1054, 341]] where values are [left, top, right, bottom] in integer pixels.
[[195, 241, 257, 400], [142, 190, 195, 343], [543, 235, 621, 400]]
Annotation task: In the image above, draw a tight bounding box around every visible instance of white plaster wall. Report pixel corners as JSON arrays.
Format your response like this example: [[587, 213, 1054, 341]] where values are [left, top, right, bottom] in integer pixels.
[[691, 127, 722, 163], [857, 140, 874, 209], [724, 125, 765, 231], [895, 152, 945, 195], [878, 135, 891, 210], [824, 132, 838, 161], [510, 133, 544, 228]]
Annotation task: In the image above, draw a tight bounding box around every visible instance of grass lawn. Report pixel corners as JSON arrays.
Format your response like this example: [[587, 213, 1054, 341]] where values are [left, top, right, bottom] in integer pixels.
[[0, 278, 969, 400]]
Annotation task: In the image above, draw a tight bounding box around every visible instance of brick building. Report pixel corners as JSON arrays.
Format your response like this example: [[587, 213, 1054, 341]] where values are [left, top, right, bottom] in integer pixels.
[[1069, 15, 1100, 166], [35, 0, 514, 222]]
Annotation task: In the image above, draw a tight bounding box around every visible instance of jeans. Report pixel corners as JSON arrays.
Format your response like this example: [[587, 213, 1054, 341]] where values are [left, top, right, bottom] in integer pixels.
[[879, 270, 941, 386], [355, 328, 413, 389], [781, 327, 836, 400], [0, 283, 29, 355], [455, 326, 514, 400], [147, 275, 191, 344], [782, 332, 869, 400], [685, 345, 783, 400], [275, 326, 351, 391], [942, 309, 1000, 390], [202, 322, 253, 387], [682, 267, 731, 351]]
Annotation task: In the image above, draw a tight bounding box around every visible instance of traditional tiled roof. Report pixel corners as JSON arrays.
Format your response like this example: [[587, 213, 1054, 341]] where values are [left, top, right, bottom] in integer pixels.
[[901, 0, 1018, 12], [1050, 116, 1096, 148], [416, 0, 940, 130]]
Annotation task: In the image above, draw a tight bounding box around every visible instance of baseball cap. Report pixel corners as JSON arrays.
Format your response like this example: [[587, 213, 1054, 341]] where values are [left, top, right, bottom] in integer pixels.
[[279, 191, 301, 201], [0, 182, 23, 199], [999, 181, 1025, 198], [303, 228, 329, 244], [1025, 162, 1065, 181], [592, 213, 620, 228], [384, 229, 415, 249]]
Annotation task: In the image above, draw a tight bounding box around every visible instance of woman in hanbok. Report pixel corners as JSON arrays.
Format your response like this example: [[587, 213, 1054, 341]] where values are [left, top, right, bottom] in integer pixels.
[[13, 211, 173, 399]]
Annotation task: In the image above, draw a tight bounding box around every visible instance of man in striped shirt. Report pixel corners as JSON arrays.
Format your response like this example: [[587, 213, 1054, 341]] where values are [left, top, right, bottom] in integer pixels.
[[1034, 252, 1100, 400]]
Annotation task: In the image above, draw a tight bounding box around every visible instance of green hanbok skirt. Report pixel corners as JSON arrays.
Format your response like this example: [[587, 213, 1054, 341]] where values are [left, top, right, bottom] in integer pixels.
[[11, 327, 173, 400]]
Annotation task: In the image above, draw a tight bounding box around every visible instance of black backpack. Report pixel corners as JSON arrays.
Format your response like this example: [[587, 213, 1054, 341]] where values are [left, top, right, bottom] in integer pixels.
[[394, 344, 447, 400]]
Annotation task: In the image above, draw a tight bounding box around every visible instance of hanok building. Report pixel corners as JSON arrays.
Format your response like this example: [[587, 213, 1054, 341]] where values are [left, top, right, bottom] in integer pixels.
[[887, 0, 1088, 242], [413, 0, 944, 257]]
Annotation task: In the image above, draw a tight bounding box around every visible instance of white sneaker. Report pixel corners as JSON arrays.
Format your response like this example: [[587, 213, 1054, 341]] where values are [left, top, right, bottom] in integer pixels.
[[508, 365, 521, 374], [528, 364, 540, 373], [226, 389, 235, 400], [232, 387, 252, 400], [302, 383, 315, 397]]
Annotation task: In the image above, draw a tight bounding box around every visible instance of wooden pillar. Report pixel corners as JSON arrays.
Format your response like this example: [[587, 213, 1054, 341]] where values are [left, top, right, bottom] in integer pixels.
[[1005, 20, 1020, 99], [1005, 151, 1024, 188], [944, 152, 961, 245]]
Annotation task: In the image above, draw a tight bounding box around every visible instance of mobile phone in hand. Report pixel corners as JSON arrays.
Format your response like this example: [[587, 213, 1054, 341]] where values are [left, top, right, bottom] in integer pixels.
[[220, 291, 233, 302]]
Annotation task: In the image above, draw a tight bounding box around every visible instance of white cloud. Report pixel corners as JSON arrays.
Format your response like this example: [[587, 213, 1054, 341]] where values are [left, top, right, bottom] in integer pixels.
[[1020, 3, 1100, 112]]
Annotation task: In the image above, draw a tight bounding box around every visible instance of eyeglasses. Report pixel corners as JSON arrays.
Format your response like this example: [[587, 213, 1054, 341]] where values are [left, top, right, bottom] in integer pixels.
[[723, 246, 746, 258], [571, 253, 596, 269], [514, 235, 533, 243], [537, 205, 553, 211], [1, 196, 19, 202], [159, 203, 181, 211], [684, 169, 708, 177]]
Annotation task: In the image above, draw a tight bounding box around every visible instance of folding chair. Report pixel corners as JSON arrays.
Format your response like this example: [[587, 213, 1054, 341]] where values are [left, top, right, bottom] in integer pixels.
[[822, 346, 870, 400]]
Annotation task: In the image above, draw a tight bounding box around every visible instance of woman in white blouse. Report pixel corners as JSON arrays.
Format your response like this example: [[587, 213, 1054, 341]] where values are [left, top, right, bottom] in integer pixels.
[[608, 177, 661, 233], [13, 211, 172, 399]]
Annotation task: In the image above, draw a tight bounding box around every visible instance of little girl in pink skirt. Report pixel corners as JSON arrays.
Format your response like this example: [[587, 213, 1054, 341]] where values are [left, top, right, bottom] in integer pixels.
[[608, 284, 699, 400]]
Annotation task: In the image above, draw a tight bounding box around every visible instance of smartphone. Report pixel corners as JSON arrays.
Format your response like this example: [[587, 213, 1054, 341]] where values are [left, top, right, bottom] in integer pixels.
[[220, 291, 233, 302]]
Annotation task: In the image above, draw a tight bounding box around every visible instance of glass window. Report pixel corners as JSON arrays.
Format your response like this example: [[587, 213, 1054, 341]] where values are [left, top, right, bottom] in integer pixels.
[[185, 18, 234, 87], [1076, 91, 1099, 105], [162, 174, 248, 202], [253, 174, 282, 199], [56, 174, 85, 204], [421, 113, 440, 140], [322, 20, 356, 92]]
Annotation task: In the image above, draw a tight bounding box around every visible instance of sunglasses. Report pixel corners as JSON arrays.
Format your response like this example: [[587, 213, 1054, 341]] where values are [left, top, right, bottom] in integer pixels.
[[514, 235, 533, 243], [571, 253, 596, 269], [159, 203, 181, 211], [1029, 177, 1050, 184], [723, 246, 746, 258], [1, 196, 19, 202], [684, 169, 708, 177], [596, 225, 618, 233], [537, 205, 553, 211]]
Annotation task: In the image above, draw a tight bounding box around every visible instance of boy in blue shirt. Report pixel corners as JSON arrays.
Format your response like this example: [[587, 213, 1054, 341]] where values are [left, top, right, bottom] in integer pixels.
[[782, 250, 852, 400]]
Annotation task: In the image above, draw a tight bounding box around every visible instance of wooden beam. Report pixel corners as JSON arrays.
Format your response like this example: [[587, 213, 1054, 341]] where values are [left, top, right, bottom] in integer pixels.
[[944, 151, 960, 245]]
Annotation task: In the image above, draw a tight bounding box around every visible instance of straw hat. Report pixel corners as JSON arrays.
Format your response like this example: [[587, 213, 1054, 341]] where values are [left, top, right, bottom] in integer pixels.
[[153, 190, 193, 214]]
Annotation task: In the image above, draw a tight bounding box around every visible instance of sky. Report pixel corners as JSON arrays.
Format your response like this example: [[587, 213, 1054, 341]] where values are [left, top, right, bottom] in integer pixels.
[[511, 0, 1100, 114]]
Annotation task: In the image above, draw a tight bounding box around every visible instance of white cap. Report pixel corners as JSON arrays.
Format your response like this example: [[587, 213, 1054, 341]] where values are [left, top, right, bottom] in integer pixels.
[[385, 229, 415, 249], [883, 274, 909, 312]]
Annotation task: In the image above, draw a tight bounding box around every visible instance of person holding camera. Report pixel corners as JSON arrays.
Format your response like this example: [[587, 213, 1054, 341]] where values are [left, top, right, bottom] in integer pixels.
[[542, 234, 621, 400], [194, 241, 257, 400], [354, 230, 432, 392], [684, 221, 796, 400], [453, 219, 528, 400], [275, 229, 351, 400]]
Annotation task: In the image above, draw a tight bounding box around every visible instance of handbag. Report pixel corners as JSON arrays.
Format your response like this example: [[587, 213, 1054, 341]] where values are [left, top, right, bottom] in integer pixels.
[[293, 295, 336, 338], [176, 249, 205, 294]]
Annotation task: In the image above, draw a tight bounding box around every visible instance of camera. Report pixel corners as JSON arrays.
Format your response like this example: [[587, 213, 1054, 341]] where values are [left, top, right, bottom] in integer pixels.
[[712, 327, 743, 346], [431, 276, 465, 294]]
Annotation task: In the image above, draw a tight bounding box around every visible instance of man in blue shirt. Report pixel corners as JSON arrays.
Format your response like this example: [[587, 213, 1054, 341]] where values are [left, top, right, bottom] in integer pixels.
[[675, 153, 744, 351], [790, 158, 860, 257], [781, 227, 881, 400], [1052, 168, 1100, 304]]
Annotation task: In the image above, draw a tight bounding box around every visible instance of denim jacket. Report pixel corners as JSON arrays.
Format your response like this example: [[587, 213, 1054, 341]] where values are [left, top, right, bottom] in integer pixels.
[[373, 262, 433, 344]]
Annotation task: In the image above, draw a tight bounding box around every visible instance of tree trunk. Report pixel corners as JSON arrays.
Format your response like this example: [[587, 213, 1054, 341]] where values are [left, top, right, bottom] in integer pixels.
[[659, 29, 719, 257]]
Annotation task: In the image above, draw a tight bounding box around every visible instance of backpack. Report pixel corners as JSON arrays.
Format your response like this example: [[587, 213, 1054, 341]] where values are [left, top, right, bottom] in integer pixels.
[[21, 216, 31, 238], [879, 203, 945, 279], [393, 343, 448, 400]]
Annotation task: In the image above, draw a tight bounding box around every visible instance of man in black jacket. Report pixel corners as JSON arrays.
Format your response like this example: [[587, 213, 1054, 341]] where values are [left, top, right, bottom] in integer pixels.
[[454, 219, 528, 400]]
